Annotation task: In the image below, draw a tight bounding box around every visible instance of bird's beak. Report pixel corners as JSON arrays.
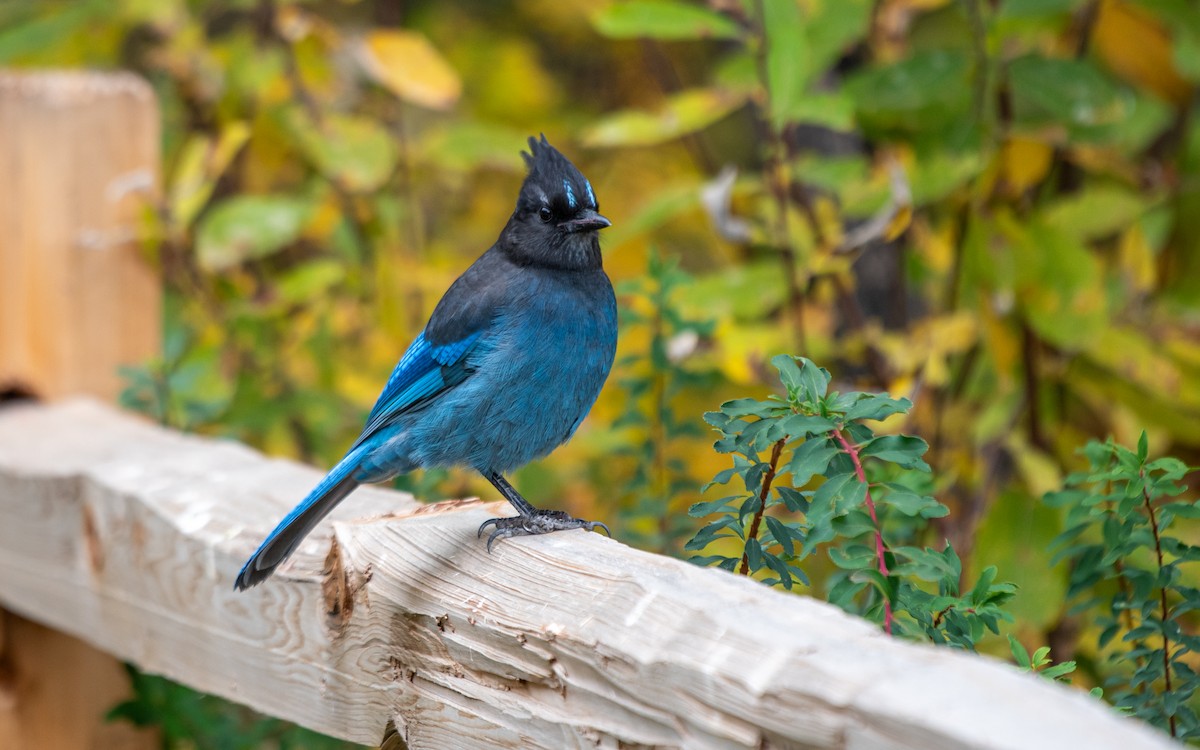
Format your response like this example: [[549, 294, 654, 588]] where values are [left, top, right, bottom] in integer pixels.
[[562, 209, 612, 234]]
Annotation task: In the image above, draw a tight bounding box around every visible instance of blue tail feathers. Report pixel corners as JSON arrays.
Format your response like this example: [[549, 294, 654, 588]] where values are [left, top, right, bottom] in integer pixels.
[[234, 445, 369, 590]]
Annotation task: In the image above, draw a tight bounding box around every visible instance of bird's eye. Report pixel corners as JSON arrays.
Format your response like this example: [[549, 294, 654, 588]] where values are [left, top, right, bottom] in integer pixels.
[[538, 206, 553, 223]]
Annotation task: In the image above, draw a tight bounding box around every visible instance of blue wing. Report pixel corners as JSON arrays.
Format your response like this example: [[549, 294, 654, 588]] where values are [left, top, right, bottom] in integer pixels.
[[234, 329, 482, 590], [350, 330, 483, 450]]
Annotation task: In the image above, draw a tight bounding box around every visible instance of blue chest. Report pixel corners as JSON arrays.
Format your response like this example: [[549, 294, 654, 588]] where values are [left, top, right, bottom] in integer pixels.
[[363, 269, 617, 476]]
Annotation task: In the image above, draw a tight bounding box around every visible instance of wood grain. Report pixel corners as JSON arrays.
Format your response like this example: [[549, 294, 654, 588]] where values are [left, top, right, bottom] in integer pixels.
[[0, 69, 162, 750], [0, 399, 1178, 750], [0, 70, 160, 401]]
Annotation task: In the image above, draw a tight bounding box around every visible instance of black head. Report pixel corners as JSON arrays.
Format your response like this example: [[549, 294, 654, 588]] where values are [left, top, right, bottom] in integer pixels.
[[499, 135, 610, 271]]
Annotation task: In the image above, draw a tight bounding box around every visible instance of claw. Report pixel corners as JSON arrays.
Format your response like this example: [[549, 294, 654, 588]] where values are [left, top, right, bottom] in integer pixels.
[[477, 509, 611, 552]]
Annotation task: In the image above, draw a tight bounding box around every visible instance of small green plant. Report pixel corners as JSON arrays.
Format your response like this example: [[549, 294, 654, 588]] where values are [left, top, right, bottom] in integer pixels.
[[688, 355, 1014, 649], [1008, 634, 1083, 684], [613, 250, 717, 553], [1046, 434, 1200, 740]]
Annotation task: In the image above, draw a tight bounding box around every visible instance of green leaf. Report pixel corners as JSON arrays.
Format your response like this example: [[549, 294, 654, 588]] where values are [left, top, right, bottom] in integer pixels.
[[845, 50, 973, 137], [286, 112, 398, 192], [788, 438, 839, 486], [829, 544, 876, 570], [843, 393, 913, 422], [195, 194, 313, 272], [688, 497, 736, 517], [1009, 634, 1032, 669], [1040, 661, 1077, 680], [803, 0, 872, 87], [860, 435, 929, 468], [0, 0, 104, 63], [416, 121, 531, 172], [765, 515, 794, 556], [795, 358, 832, 401], [998, 0, 1081, 19], [762, 552, 795, 589], [592, 1, 742, 40], [883, 486, 946, 518], [685, 517, 738, 550], [1041, 185, 1159, 241], [689, 554, 738, 568], [772, 354, 804, 392], [718, 397, 773, 419], [1002, 215, 1106, 350], [276, 259, 345, 304], [760, 0, 871, 127], [781, 91, 857, 130], [832, 509, 877, 537], [583, 88, 747, 147], [810, 471, 854, 515], [780, 414, 838, 437], [1007, 55, 1125, 141], [969, 566, 999, 606], [762, 0, 807, 127], [745, 537, 764, 571], [851, 568, 897, 603]]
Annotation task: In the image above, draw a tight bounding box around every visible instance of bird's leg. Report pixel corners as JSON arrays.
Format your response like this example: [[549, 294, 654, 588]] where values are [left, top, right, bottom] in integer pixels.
[[477, 471, 610, 551]]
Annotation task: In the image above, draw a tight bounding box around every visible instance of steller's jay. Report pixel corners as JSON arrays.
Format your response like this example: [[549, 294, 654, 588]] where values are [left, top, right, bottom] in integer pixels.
[[235, 135, 616, 590]]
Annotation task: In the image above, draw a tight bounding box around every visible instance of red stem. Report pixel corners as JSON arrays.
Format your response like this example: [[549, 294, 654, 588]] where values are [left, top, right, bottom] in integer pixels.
[[834, 428, 893, 634]]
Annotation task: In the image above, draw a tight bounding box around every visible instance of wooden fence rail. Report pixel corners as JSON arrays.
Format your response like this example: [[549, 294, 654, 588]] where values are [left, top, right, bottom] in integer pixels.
[[0, 398, 1177, 750]]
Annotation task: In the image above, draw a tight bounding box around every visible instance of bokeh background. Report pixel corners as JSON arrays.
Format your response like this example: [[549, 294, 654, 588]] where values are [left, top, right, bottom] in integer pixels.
[[4, 0, 1200, 745]]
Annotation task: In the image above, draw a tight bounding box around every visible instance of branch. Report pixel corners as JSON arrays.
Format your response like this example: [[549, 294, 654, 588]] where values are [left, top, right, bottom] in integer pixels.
[[1141, 470, 1177, 738], [834, 428, 894, 634], [740, 438, 786, 576]]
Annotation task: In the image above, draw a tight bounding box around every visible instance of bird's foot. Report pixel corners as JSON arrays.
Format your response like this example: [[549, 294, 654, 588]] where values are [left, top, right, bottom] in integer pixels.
[[477, 510, 610, 552]]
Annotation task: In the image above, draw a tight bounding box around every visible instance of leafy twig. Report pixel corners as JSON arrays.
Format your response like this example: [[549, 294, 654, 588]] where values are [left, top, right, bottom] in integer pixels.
[[1141, 469, 1176, 737], [834, 428, 893, 634], [740, 438, 787, 576]]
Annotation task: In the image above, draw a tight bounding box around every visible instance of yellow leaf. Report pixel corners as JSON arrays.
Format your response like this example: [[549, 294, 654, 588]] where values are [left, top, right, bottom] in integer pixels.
[[582, 88, 747, 147], [714, 320, 792, 385], [999, 137, 1052, 195], [978, 302, 1019, 384], [1086, 327, 1182, 398], [1004, 433, 1062, 498], [1117, 223, 1157, 293], [358, 29, 462, 110], [1093, 0, 1191, 105], [169, 122, 250, 228], [878, 312, 977, 385], [912, 216, 954, 274], [884, 203, 912, 241]]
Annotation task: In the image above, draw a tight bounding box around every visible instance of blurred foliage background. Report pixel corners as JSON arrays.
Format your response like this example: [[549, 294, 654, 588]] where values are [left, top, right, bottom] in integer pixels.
[[4, 0, 1200, 745]]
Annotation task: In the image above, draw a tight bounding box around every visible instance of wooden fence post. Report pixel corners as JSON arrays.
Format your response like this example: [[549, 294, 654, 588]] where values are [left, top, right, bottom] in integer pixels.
[[0, 70, 160, 749], [0, 70, 160, 400]]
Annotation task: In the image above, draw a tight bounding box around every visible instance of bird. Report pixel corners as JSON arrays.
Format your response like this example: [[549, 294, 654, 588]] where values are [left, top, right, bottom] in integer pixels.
[[234, 135, 617, 590]]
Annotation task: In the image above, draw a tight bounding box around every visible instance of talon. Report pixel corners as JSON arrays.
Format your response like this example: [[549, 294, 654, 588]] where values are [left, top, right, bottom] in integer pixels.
[[476, 509, 611, 551]]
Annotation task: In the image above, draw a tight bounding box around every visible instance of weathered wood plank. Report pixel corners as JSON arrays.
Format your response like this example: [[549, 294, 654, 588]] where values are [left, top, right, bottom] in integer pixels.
[[0, 399, 1176, 749], [0, 68, 161, 750], [0, 70, 160, 401]]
